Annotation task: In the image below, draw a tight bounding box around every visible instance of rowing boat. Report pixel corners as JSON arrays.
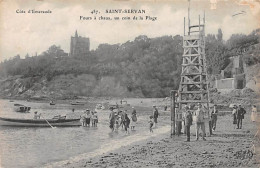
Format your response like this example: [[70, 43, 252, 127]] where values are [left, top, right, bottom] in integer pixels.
[[50, 100, 56, 105], [13, 104, 31, 113], [0, 117, 81, 127], [71, 101, 85, 105]]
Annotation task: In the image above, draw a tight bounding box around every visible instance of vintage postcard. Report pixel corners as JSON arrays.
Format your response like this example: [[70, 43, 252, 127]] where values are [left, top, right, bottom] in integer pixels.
[[0, 0, 259, 168]]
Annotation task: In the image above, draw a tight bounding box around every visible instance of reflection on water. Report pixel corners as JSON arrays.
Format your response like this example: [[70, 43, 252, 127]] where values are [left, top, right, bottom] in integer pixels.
[[0, 99, 170, 167]]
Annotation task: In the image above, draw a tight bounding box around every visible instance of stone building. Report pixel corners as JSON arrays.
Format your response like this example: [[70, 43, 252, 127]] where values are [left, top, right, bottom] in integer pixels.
[[70, 30, 90, 56], [215, 55, 246, 91]]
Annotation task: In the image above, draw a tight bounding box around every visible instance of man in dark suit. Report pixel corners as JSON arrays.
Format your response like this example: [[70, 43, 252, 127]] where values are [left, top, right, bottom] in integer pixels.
[[183, 105, 193, 142], [237, 105, 246, 129], [153, 105, 159, 128]]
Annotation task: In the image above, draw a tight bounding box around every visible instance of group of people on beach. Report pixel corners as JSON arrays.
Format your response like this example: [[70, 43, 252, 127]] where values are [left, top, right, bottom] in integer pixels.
[[108, 106, 137, 135], [80, 109, 98, 127], [182, 103, 258, 142], [182, 103, 207, 142], [108, 104, 160, 134], [75, 102, 160, 135], [34, 100, 257, 143]]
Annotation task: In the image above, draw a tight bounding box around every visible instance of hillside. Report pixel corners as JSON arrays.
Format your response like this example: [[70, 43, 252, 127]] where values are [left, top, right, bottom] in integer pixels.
[[0, 29, 259, 100], [0, 35, 183, 99]]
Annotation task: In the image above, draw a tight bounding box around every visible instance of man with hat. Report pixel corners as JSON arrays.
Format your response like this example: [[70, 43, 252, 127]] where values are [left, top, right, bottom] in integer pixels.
[[237, 105, 246, 129], [211, 104, 218, 131], [183, 105, 193, 142], [194, 103, 206, 141], [153, 105, 159, 128]]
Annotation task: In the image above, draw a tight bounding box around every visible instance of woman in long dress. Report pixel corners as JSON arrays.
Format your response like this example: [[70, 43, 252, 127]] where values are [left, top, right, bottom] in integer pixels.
[[123, 113, 130, 135], [251, 105, 257, 122], [109, 107, 116, 131], [232, 106, 237, 128]]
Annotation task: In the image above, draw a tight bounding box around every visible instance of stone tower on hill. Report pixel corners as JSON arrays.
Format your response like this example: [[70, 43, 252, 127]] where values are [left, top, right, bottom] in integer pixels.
[[70, 30, 90, 56]]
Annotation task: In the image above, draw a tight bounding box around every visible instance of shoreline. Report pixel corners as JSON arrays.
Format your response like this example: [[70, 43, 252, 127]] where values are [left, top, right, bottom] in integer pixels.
[[44, 125, 171, 168]]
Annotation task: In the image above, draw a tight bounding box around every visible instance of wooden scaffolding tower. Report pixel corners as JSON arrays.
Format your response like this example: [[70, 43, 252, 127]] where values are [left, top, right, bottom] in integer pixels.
[[175, 4, 211, 135]]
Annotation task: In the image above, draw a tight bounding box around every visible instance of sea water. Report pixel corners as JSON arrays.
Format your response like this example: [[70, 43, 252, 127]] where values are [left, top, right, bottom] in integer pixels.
[[0, 99, 170, 167]]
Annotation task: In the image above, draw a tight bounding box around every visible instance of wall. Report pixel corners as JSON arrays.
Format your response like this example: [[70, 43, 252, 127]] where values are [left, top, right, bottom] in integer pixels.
[[234, 74, 245, 89], [215, 78, 235, 89]]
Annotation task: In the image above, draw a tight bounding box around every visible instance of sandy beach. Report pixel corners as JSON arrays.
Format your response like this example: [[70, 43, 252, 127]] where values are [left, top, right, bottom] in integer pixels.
[[2, 97, 258, 168], [48, 99, 260, 168]]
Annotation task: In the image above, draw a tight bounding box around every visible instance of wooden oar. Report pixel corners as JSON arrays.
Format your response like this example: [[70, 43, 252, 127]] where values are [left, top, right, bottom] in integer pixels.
[[41, 115, 56, 129]]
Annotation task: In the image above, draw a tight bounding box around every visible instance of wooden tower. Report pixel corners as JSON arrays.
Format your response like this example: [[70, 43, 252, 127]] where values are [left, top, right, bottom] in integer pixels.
[[176, 3, 210, 133]]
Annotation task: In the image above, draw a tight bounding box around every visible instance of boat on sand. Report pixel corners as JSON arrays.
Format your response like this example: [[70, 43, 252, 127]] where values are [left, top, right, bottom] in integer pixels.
[[0, 117, 81, 127]]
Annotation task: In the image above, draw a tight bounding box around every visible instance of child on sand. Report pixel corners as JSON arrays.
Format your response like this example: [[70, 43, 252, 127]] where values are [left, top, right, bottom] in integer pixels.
[[148, 115, 154, 133], [92, 111, 98, 127], [84, 109, 91, 127], [131, 107, 137, 130], [114, 113, 120, 132]]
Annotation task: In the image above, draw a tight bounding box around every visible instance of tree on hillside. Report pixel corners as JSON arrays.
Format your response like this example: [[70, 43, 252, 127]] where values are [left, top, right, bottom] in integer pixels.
[[243, 44, 260, 66], [206, 31, 228, 74], [25, 53, 30, 58], [1, 29, 259, 98], [95, 44, 120, 62], [217, 28, 223, 42], [44, 45, 66, 58]]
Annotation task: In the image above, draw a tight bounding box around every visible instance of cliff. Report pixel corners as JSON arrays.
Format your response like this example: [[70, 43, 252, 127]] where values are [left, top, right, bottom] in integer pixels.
[[0, 74, 140, 100]]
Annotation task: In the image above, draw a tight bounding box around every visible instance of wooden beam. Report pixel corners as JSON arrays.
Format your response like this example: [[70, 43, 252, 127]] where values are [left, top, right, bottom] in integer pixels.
[[183, 54, 200, 57], [181, 73, 206, 76], [183, 45, 199, 48], [180, 91, 207, 94], [178, 100, 209, 103], [182, 64, 202, 66], [189, 24, 205, 28]]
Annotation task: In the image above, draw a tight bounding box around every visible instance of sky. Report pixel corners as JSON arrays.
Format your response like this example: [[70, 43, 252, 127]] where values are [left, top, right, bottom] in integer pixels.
[[0, 0, 259, 61]]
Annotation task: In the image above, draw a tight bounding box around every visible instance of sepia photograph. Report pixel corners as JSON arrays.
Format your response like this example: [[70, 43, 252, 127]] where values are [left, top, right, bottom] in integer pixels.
[[0, 0, 259, 168]]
